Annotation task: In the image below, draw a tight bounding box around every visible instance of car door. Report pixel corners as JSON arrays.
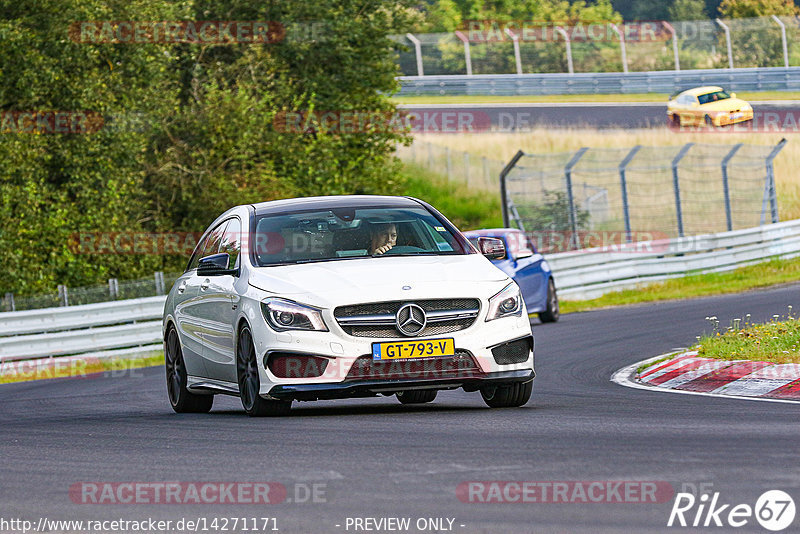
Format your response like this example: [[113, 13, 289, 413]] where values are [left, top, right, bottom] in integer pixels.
[[198, 217, 242, 384]]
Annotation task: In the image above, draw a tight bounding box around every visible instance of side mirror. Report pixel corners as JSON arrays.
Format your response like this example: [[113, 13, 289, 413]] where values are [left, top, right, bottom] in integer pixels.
[[730, 92, 737, 98], [477, 237, 506, 260], [197, 253, 235, 276]]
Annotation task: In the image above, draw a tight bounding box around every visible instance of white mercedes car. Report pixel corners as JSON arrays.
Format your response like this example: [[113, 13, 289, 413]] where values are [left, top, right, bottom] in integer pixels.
[[162, 196, 535, 416]]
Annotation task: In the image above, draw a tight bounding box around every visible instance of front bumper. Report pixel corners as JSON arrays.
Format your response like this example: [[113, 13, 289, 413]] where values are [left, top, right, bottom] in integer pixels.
[[267, 368, 535, 401]]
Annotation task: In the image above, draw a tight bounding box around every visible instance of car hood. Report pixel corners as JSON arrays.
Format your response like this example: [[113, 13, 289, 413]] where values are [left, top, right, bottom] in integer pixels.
[[247, 254, 509, 306], [701, 98, 750, 111]]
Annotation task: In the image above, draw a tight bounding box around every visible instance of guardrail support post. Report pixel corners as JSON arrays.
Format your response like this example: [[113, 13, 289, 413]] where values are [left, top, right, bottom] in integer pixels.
[[672, 143, 694, 237], [499, 150, 525, 228], [555, 26, 574, 74], [4, 292, 14, 312], [619, 145, 642, 243], [715, 19, 734, 69], [406, 33, 424, 76], [565, 148, 589, 250], [454, 31, 472, 76], [772, 15, 789, 68], [765, 138, 787, 224], [58, 285, 69, 307], [663, 21, 680, 71], [609, 24, 628, 74], [505, 28, 522, 75], [721, 143, 743, 232]]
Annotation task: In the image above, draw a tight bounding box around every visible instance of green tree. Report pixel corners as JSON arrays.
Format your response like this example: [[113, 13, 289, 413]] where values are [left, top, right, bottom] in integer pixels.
[[669, 0, 708, 20]]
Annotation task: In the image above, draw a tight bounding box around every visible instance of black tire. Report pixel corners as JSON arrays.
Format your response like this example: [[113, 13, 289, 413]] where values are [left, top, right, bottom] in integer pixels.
[[704, 115, 714, 127], [538, 278, 560, 323], [669, 114, 680, 129], [480, 381, 533, 408], [236, 324, 291, 417], [396, 390, 437, 404], [165, 326, 213, 414]]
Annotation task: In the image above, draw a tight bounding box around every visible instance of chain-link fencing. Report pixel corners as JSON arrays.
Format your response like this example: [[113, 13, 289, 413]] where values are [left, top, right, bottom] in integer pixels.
[[500, 140, 786, 252]]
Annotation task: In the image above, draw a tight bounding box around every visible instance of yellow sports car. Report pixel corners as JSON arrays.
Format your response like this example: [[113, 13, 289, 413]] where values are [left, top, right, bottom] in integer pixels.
[[667, 86, 753, 127]]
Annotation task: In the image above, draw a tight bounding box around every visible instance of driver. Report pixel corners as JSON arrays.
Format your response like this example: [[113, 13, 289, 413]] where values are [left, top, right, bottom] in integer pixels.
[[369, 222, 397, 255]]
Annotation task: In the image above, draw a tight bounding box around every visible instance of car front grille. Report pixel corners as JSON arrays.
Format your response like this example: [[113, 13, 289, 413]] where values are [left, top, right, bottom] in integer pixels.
[[344, 351, 483, 381], [334, 298, 480, 338]]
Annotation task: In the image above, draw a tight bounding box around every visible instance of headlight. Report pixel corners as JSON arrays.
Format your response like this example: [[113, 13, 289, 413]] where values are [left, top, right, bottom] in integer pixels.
[[261, 298, 328, 332], [485, 283, 523, 321]]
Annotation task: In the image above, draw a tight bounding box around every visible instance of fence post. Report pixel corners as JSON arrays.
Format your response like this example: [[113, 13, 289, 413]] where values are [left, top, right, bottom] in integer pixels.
[[721, 143, 743, 232], [772, 15, 789, 68], [765, 138, 787, 224], [454, 31, 472, 76], [155, 271, 165, 296], [619, 145, 642, 243], [108, 278, 119, 299], [4, 292, 14, 312], [565, 148, 590, 250], [715, 19, 734, 69], [445, 147, 452, 181], [406, 33, 424, 76], [663, 21, 680, 71], [58, 285, 69, 307], [504, 28, 522, 75], [609, 24, 628, 74], [671, 143, 694, 237], [555, 27, 574, 74], [499, 150, 525, 228]]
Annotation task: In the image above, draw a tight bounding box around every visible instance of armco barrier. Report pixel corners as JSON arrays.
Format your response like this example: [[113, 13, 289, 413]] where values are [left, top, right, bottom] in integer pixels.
[[547, 219, 800, 300], [1, 220, 798, 366], [397, 67, 800, 96]]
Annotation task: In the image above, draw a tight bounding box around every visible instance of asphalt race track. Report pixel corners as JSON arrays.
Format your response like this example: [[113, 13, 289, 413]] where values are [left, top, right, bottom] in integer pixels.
[[400, 101, 800, 129], [2, 284, 800, 533]]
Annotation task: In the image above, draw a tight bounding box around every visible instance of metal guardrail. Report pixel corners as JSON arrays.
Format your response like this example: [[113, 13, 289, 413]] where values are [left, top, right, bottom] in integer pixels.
[[0, 296, 166, 337], [548, 219, 800, 300], [398, 67, 800, 96], [1, 220, 798, 365]]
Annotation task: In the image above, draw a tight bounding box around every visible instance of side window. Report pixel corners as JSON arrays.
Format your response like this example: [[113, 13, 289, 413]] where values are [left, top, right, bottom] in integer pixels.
[[186, 221, 227, 272], [218, 218, 241, 269]]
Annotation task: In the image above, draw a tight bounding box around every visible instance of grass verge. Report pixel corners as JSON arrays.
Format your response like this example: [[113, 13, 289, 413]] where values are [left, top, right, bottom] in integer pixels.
[[393, 91, 800, 105], [0, 353, 164, 384], [399, 161, 503, 230], [559, 256, 800, 314], [692, 313, 799, 364]]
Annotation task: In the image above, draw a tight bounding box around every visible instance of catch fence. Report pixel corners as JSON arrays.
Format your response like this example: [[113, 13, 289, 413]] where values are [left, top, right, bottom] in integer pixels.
[[500, 140, 786, 251]]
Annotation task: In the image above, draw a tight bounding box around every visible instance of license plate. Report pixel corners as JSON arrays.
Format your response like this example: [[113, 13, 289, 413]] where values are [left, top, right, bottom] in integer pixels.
[[372, 338, 455, 361]]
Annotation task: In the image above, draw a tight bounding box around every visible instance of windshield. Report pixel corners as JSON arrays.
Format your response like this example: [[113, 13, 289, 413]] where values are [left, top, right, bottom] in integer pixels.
[[698, 91, 730, 105], [253, 206, 470, 266]]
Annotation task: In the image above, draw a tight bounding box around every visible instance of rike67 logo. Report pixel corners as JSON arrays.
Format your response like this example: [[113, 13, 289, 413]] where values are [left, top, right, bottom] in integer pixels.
[[668, 490, 796, 531]]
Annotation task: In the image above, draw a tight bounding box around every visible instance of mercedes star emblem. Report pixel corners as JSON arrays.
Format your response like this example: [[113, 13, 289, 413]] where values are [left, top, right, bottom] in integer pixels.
[[396, 303, 427, 336]]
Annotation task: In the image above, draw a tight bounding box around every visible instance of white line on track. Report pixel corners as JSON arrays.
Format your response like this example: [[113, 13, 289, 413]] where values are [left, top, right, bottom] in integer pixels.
[[611, 351, 800, 405], [397, 100, 800, 108]]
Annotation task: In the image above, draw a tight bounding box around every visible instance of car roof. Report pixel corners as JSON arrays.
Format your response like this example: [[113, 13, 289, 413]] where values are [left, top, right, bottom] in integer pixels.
[[251, 195, 423, 216], [681, 86, 724, 97]]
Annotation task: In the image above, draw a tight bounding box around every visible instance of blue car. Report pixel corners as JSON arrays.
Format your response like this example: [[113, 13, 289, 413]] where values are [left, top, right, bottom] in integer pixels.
[[464, 228, 559, 323]]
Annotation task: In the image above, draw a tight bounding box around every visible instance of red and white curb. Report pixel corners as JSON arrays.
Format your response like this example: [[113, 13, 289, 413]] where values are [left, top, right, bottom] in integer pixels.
[[612, 350, 800, 404]]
